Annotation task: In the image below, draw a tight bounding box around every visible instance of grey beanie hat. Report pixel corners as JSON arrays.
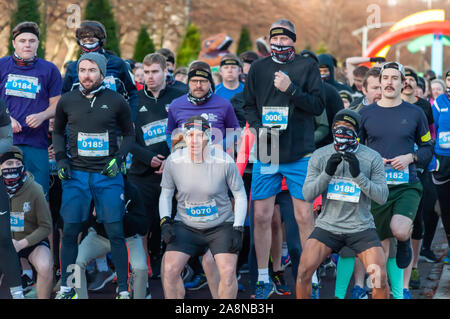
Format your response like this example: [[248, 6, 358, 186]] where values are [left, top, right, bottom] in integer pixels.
[[77, 52, 107, 76]]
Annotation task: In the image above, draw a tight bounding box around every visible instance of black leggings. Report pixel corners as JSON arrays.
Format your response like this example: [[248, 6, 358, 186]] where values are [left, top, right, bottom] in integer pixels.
[[60, 220, 129, 292], [435, 181, 450, 246], [0, 181, 22, 288]]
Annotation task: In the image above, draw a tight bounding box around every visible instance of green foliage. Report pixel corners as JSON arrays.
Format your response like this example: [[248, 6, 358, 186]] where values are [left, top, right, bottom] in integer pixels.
[[8, 0, 45, 58], [236, 26, 252, 55], [133, 26, 155, 62], [85, 0, 121, 56], [315, 41, 328, 55], [176, 23, 201, 67]]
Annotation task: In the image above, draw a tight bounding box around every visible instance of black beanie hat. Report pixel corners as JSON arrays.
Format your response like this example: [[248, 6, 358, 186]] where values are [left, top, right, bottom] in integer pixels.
[[333, 109, 361, 132]]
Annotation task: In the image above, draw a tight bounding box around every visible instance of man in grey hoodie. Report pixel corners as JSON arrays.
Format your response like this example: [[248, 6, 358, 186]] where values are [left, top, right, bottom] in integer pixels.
[[297, 109, 389, 299]]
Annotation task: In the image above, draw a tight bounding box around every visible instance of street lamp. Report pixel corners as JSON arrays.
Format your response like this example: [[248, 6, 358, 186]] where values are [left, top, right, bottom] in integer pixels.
[[352, 22, 396, 56]]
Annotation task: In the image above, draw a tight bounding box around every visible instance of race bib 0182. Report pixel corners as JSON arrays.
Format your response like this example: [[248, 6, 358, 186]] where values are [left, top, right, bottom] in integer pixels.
[[385, 164, 409, 185]]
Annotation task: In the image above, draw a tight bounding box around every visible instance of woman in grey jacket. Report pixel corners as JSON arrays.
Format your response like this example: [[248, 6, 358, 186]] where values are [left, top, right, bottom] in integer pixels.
[[297, 109, 389, 299]]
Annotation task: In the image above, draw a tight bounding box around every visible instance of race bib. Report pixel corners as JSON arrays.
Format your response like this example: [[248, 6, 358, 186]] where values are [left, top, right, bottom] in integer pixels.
[[327, 177, 361, 203], [77, 132, 109, 157], [385, 164, 409, 185], [262, 106, 289, 130], [141, 119, 167, 146], [10, 212, 24, 232], [438, 131, 450, 149], [185, 199, 219, 222], [5, 74, 39, 99], [103, 76, 117, 92]]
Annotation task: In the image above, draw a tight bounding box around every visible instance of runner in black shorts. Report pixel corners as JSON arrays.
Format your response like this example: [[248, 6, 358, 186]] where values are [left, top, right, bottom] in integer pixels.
[[298, 109, 389, 299], [159, 116, 247, 299]]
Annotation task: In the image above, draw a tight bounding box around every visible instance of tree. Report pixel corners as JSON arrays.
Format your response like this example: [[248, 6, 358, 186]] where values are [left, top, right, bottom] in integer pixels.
[[8, 0, 45, 58], [176, 22, 201, 67], [84, 0, 121, 56], [315, 41, 328, 55], [236, 26, 252, 55], [132, 26, 155, 62]]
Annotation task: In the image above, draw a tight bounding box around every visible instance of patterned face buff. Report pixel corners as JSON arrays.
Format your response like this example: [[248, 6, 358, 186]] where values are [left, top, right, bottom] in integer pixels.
[[332, 125, 359, 154], [270, 44, 295, 64], [2, 165, 27, 196]]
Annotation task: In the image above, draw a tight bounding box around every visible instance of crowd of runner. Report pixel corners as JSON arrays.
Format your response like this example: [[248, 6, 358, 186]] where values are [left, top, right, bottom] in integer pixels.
[[0, 18, 449, 300]]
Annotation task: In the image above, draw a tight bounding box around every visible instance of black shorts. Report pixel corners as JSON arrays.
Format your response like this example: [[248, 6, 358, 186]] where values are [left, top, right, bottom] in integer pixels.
[[18, 239, 50, 260], [309, 227, 381, 255], [166, 222, 237, 257]]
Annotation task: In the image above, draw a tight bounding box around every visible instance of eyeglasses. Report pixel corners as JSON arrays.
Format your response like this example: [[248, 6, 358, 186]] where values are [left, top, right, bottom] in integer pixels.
[[189, 79, 209, 85], [381, 62, 405, 77]]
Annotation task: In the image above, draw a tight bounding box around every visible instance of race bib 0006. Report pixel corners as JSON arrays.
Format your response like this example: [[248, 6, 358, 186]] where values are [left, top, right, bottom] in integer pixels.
[[77, 132, 109, 157], [262, 106, 288, 130]]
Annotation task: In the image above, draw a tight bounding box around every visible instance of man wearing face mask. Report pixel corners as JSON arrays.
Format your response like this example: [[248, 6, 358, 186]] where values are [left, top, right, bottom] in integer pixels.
[[318, 54, 352, 93], [62, 21, 138, 121], [243, 19, 325, 299], [299, 109, 389, 299], [1, 146, 53, 299], [53, 53, 135, 299]]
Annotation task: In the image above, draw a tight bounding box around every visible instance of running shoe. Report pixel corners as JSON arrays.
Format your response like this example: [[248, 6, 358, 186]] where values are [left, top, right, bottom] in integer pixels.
[[21, 274, 34, 293], [271, 271, 291, 295], [87, 269, 116, 291], [55, 288, 78, 299], [116, 291, 131, 299], [181, 264, 194, 283], [184, 274, 207, 290], [350, 285, 368, 299], [150, 255, 162, 279], [146, 286, 152, 299], [255, 280, 275, 299], [311, 283, 320, 299], [403, 288, 412, 299], [409, 268, 420, 290], [419, 248, 440, 263], [444, 250, 450, 265], [281, 254, 291, 270], [237, 273, 245, 292]]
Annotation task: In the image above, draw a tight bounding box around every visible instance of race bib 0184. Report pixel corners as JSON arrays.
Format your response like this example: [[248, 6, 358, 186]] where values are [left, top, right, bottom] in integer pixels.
[[5, 74, 39, 99], [77, 132, 109, 157]]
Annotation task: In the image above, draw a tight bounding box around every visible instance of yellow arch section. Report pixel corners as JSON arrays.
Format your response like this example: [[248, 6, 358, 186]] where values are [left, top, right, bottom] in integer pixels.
[[375, 9, 445, 57]]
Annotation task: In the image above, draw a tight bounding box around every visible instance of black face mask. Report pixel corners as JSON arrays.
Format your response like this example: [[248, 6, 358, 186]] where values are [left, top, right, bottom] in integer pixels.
[[2, 165, 26, 196], [271, 44, 295, 64], [333, 126, 359, 154]]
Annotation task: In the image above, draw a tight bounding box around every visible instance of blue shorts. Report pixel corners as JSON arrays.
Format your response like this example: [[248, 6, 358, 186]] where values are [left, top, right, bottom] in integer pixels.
[[251, 156, 310, 200], [60, 170, 125, 224], [18, 145, 49, 200]]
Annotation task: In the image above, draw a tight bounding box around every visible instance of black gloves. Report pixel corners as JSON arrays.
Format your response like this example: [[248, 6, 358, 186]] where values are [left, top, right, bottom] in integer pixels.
[[230, 226, 244, 253], [160, 216, 176, 244], [343, 152, 360, 178], [101, 156, 124, 178], [370, 57, 386, 63], [325, 153, 343, 176], [57, 159, 72, 180]]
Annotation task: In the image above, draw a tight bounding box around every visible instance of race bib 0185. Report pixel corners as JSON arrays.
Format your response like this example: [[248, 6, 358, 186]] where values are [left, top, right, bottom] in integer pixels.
[[77, 132, 109, 157]]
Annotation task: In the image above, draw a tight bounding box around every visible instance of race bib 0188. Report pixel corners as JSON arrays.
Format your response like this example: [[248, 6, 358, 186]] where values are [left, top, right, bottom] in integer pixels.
[[327, 176, 361, 203]]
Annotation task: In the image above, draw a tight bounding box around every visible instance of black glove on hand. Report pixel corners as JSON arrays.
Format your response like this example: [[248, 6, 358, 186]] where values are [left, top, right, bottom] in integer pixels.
[[160, 217, 176, 244], [343, 152, 360, 178], [57, 159, 72, 180], [325, 153, 343, 176], [230, 226, 244, 253], [370, 57, 386, 63], [101, 156, 123, 178]]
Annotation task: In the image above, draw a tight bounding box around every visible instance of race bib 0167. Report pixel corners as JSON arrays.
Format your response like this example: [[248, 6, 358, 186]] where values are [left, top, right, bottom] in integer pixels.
[[142, 119, 167, 146]]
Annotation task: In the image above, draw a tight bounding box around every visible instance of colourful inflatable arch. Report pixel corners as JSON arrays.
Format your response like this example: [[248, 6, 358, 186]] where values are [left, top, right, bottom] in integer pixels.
[[364, 21, 450, 58]]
